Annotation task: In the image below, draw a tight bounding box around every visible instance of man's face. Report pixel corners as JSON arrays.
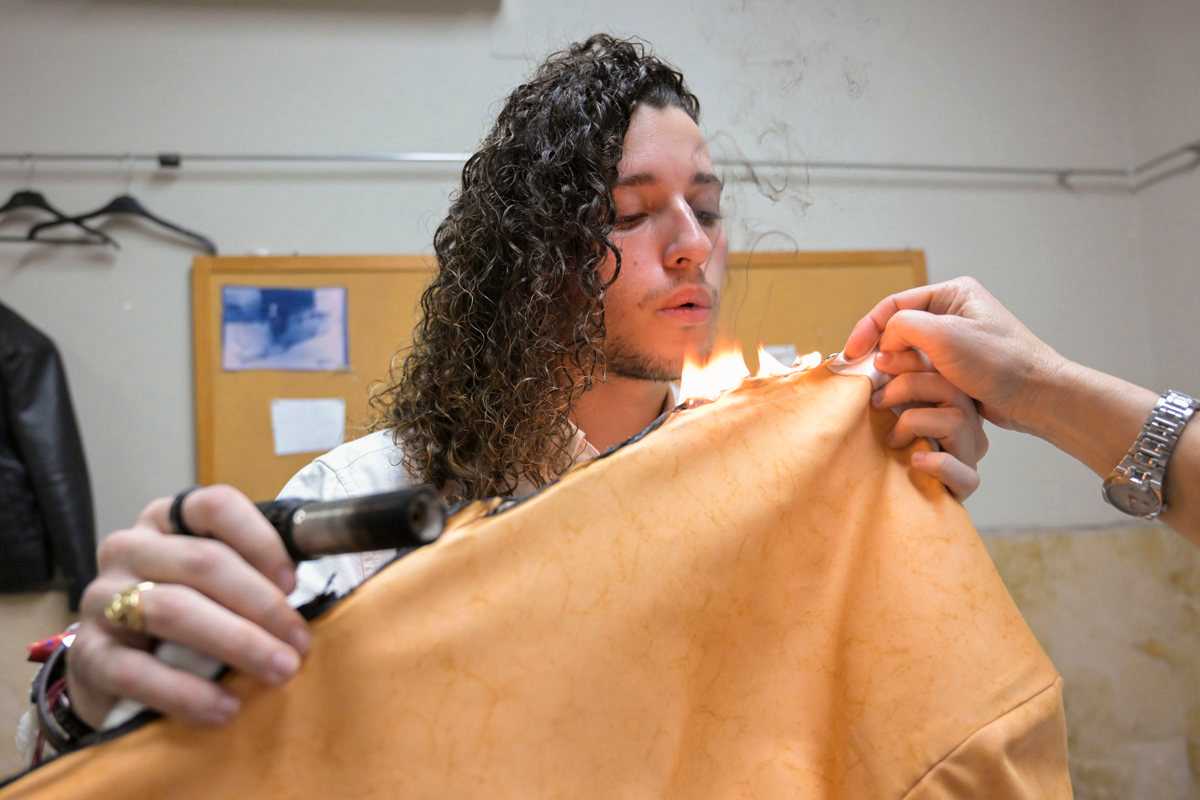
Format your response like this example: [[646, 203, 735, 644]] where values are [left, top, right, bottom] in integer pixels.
[[599, 103, 728, 382]]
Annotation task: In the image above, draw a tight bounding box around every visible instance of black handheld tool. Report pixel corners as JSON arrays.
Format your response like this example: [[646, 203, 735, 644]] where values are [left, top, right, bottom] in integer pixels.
[[254, 486, 446, 562]]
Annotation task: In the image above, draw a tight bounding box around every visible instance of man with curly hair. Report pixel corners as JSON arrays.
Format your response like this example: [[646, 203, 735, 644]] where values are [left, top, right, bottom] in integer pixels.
[[52, 34, 984, 733], [374, 34, 728, 504]]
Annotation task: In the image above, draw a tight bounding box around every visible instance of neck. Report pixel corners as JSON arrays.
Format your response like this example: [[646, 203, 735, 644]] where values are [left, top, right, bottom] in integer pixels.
[[572, 374, 672, 454]]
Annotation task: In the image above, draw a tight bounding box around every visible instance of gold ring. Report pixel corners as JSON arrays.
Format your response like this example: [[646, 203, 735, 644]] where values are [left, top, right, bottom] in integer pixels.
[[104, 581, 156, 633]]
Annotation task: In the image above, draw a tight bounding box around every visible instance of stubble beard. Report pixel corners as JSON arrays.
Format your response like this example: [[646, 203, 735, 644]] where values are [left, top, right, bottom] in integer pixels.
[[605, 343, 680, 382], [602, 327, 716, 383]]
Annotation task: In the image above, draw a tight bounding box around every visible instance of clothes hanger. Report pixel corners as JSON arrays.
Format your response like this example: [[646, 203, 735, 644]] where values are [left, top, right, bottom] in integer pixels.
[[27, 155, 218, 254], [29, 194, 218, 254], [0, 156, 117, 246]]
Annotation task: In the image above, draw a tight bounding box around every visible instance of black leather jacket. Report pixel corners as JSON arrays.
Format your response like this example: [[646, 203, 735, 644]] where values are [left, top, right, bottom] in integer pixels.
[[0, 302, 97, 610]]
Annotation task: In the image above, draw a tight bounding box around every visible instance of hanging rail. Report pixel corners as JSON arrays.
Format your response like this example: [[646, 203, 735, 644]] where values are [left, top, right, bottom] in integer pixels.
[[1, 138, 1197, 192]]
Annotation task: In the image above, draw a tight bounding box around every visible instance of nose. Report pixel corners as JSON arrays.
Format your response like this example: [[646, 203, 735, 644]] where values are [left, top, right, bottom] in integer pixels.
[[663, 200, 713, 271]]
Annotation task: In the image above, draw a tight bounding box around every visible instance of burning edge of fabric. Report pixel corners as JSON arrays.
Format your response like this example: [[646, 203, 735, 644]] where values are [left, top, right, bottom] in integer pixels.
[[677, 344, 825, 410]]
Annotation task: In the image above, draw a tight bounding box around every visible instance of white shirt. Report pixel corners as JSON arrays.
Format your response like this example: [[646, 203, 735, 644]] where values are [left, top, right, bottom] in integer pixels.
[[282, 386, 678, 606], [279, 429, 420, 605]]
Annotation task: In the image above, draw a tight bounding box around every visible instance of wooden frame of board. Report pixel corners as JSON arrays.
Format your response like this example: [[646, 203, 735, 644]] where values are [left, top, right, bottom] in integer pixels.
[[192, 250, 926, 497]]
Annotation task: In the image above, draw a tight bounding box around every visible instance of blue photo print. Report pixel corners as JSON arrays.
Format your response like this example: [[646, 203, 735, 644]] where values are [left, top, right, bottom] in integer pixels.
[[221, 286, 349, 372]]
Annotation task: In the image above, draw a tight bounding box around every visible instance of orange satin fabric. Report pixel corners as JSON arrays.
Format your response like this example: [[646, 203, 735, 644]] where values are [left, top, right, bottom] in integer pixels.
[[1, 366, 1071, 798]]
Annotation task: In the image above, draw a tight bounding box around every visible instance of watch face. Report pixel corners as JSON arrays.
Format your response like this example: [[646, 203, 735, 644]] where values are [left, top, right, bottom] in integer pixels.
[[1103, 480, 1162, 518]]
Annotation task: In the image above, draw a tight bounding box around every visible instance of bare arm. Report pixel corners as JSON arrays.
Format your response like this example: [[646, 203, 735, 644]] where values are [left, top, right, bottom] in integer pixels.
[[1026, 361, 1198, 544]]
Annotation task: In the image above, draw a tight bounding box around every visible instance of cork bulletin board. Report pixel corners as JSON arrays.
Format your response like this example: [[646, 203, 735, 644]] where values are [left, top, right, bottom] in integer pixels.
[[191, 255, 434, 500], [191, 250, 925, 498]]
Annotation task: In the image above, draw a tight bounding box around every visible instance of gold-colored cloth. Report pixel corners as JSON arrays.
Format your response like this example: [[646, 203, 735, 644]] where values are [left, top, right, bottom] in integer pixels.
[[1, 367, 1070, 798]]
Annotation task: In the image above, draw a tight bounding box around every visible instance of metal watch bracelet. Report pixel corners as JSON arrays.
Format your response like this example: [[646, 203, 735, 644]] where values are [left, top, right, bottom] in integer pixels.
[[1102, 389, 1199, 519]]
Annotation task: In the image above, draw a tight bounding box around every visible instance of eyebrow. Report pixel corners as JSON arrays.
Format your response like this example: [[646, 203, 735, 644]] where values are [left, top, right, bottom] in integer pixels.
[[615, 171, 724, 189]]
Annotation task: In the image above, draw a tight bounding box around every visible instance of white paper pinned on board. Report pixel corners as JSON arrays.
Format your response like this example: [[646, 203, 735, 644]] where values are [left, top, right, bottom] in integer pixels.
[[270, 398, 346, 456]]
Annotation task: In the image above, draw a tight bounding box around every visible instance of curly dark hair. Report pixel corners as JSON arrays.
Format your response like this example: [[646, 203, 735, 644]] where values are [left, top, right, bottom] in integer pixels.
[[371, 34, 700, 502]]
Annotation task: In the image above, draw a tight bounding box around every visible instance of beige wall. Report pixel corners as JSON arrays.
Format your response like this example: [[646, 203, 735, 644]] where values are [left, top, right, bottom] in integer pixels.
[[1125, 0, 1200, 394]]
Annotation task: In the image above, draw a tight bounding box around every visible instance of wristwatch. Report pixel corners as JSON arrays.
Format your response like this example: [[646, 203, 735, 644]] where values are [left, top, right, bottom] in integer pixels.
[[1102, 389, 1198, 519]]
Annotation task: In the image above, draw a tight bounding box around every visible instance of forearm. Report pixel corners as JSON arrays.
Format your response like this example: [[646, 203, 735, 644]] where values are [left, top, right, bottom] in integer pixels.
[[1020, 360, 1199, 545]]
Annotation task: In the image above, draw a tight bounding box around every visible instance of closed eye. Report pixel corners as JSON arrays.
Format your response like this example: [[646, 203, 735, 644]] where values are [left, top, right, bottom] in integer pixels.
[[613, 213, 647, 231]]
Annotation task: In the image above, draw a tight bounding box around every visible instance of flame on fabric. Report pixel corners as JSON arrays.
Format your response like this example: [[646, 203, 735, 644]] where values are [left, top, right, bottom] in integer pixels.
[[679, 344, 750, 402], [679, 344, 824, 403]]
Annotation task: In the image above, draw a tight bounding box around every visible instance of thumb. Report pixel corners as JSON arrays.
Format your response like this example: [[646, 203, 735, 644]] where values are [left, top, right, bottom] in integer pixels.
[[842, 313, 883, 360]]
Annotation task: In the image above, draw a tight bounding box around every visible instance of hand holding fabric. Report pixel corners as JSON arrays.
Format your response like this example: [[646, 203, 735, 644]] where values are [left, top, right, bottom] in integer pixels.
[[843, 276, 1066, 433], [844, 276, 1200, 544], [872, 368, 988, 501]]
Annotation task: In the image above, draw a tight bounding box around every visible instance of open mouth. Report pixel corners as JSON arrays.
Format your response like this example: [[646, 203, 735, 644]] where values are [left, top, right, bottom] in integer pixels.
[[657, 286, 715, 322], [658, 302, 712, 323]]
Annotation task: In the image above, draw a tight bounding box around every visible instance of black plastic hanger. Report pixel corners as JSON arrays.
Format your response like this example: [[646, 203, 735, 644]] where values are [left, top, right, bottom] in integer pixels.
[[28, 194, 217, 255], [0, 189, 117, 247]]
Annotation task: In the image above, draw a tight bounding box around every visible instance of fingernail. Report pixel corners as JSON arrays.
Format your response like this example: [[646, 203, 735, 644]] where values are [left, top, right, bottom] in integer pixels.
[[215, 694, 240, 718], [871, 391, 883, 407], [289, 626, 311, 656], [275, 567, 296, 593], [202, 695, 240, 724], [267, 649, 300, 684]]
